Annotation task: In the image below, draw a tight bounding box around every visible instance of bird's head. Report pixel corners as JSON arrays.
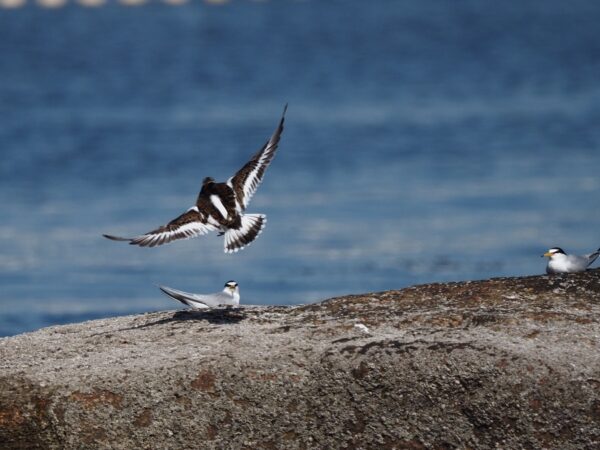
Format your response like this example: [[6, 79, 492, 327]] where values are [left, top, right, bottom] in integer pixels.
[[223, 280, 239, 294], [542, 247, 566, 258], [202, 177, 215, 186]]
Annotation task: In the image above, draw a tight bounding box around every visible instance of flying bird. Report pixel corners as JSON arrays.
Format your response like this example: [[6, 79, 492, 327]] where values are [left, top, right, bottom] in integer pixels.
[[159, 280, 240, 309], [103, 105, 287, 253], [542, 247, 600, 274]]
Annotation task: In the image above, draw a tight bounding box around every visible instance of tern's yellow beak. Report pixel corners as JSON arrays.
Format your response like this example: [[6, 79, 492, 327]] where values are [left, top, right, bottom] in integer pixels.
[[543, 251, 552, 257]]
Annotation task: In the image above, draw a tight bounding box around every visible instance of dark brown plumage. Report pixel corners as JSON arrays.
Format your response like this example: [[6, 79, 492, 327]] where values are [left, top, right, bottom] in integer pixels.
[[103, 105, 287, 253]]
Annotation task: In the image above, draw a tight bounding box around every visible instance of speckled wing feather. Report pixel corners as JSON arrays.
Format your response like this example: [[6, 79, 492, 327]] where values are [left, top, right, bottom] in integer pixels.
[[103, 208, 217, 248], [229, 105, 287, 210]]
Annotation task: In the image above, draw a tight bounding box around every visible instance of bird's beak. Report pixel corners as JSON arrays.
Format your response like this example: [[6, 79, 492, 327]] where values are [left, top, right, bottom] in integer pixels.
[[542, 252, 552, 257]]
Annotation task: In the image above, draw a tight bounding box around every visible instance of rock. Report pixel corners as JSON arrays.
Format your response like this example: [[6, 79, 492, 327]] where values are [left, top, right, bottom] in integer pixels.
[[1, 270, 600, 449]]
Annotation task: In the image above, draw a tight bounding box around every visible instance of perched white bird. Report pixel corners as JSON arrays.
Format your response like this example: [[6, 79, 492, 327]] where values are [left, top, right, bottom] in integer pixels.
[[104, 105, 287, 253], [543, 247, 600, 274], [159, 281, 240, 309]]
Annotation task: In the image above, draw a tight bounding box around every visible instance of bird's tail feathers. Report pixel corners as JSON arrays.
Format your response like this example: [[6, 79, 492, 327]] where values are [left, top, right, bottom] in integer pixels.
[[224, 214, 266, 253]]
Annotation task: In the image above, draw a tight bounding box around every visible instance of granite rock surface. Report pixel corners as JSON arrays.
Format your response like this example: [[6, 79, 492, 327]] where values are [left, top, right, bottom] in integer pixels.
[[1, 270, 600, 449]]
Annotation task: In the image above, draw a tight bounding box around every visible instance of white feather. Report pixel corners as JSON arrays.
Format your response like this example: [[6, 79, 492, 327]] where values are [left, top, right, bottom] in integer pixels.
[[159, 284, 240, 308], [210, 195, 229, 219]]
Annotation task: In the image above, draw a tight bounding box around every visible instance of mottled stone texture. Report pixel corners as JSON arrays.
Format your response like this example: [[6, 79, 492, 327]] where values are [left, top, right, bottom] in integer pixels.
[[1, 270, 600, 449]]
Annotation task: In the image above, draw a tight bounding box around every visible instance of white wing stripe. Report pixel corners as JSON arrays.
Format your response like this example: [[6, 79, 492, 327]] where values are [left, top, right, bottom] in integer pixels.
[[210, 195, 229, 219], [131, 221, 215, 247], [242, 166, 264, 202], [176, 222, 213, 236]]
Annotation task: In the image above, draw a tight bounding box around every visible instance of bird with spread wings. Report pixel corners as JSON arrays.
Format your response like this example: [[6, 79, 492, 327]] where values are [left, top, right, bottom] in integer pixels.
[[104, 105, 287, 253]]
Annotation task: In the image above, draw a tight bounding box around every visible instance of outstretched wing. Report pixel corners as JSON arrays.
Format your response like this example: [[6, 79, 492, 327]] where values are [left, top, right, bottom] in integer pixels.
[[103, 207, 217, 248], [229, 104, 287, 210]]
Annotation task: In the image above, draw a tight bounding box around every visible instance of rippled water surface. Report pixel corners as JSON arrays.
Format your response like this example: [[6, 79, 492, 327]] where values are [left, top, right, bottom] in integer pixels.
[[1, 0, 600, 336]]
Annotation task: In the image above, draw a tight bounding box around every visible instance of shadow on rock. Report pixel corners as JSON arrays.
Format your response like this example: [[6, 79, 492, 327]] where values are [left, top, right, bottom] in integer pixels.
[[150, 308, 246, 326], [111, 308, 247, 334]]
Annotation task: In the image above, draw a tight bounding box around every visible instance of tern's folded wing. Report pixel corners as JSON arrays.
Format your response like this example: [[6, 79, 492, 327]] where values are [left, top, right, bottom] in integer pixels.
[[158, 285, 211, 309], [586, 248, 600, 266]]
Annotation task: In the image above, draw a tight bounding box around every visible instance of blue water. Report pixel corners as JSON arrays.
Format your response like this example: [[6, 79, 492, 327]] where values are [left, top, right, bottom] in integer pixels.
[[1, 0, 599, 336]]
